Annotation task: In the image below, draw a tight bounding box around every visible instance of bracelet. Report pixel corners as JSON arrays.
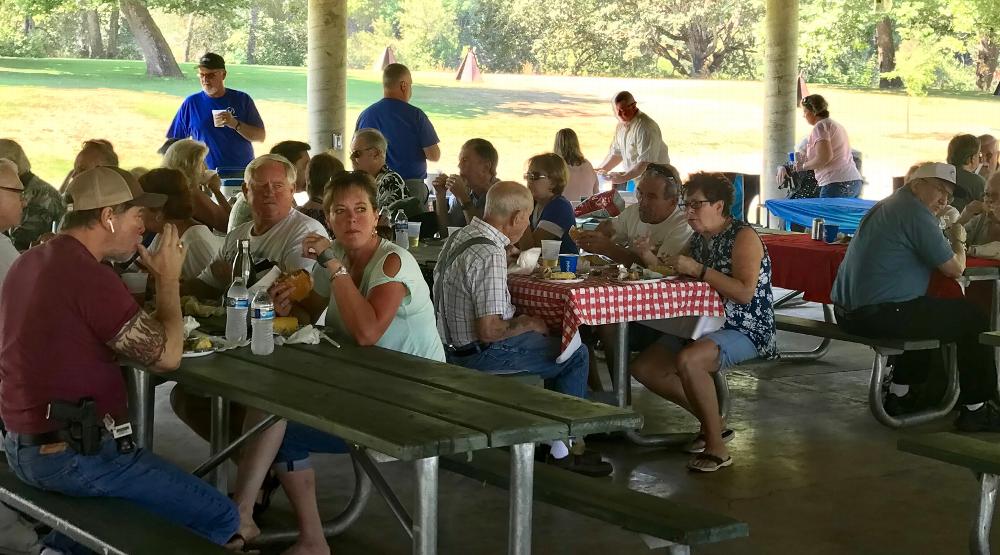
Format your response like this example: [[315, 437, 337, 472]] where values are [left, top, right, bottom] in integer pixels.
[[330, 265, 349, 279], [698, 263, 708, 281], [316, 246, 337, 266]]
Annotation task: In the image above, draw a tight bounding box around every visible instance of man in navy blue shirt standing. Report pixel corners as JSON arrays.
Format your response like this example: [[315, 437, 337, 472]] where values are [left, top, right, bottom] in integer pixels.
[[356, 63, 441, 207], [166, 53, 265, 175]]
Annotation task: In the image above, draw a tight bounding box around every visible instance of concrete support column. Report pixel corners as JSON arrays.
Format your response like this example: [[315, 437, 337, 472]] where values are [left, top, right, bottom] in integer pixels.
[[307, 0, 347, 162], [762, 0, 799, 223]]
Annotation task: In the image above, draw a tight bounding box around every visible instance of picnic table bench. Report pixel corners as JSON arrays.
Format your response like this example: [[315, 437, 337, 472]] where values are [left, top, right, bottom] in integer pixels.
[[898, 432, 1000, 555], [126, 340, 644, 554], [0, 464, 229, 555]]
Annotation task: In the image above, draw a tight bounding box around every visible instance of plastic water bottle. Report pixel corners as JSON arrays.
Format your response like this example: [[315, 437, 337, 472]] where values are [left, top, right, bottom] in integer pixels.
[[224, 277, 250, 343], [393, 209, 409, 250], [250, 289, 275, 355]]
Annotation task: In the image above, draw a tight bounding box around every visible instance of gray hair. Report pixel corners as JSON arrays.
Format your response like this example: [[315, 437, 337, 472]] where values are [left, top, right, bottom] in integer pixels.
[[245, 153, 296, 186], [641, 163, 682, 198], [484, 181, 533, 219], [0, 139, 30, 174], [354, 128, 388, 157]]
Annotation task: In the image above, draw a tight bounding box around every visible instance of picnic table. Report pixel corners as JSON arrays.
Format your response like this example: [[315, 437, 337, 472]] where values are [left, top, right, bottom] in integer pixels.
[[127, 340, 641, 555]]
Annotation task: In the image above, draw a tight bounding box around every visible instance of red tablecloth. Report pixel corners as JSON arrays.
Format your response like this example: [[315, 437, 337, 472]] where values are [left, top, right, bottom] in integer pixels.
[[508, 275, 725, 353], [761, 233, 1000, 304]]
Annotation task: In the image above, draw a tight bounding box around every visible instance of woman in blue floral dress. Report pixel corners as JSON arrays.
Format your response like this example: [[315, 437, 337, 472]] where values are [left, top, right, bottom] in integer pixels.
[[631, 172, 776, 472]]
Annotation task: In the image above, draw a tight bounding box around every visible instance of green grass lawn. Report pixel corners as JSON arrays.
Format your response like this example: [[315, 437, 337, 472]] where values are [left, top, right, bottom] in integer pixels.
[[2, 56, 999, 200]]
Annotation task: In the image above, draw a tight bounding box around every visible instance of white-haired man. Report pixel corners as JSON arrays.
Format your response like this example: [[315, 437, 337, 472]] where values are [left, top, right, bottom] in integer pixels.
[[833, 162, 998, 429], [433, 181, 610, 477]]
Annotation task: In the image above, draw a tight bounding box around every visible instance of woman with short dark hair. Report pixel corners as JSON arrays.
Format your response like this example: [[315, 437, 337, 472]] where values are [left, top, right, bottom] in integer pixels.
[[796, 94, 863, 198], [518, 153, 578, 254], [630, 172, 776, 473], [947, 133, 986, 212]]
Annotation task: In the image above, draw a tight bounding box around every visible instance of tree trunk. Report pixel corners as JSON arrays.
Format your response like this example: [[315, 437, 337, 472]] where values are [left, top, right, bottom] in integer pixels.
[[118, 0, 183, 77], [876, 16, 901, 89], [975, 35, 999, 92], [23, 15, 34, 35], [183, 13, 195, 62], [107, 5, 120, 58], [247, 5, 259, 65], [84, 9, 104, 58]]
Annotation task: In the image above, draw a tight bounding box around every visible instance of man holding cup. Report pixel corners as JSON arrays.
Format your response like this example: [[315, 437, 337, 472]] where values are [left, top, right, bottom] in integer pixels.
[[165, 53, 265, 174]]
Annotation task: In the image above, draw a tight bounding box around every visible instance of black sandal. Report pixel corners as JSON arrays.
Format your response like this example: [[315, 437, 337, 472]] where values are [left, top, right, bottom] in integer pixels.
[[252, 470, 282, 518]]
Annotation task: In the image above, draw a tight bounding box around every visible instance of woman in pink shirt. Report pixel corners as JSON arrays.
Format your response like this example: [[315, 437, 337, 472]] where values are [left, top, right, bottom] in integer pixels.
[[796, 95, 863, 198], [555, 128, 600, 201]]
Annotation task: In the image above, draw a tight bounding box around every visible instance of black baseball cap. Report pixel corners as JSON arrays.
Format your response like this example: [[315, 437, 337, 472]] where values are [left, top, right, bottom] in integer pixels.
[[198, 52, 226, 70]]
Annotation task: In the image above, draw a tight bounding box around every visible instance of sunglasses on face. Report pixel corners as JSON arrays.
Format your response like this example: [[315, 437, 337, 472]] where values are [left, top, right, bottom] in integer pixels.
[[349, 147, 377, 160], [523, 172, 549, 181]]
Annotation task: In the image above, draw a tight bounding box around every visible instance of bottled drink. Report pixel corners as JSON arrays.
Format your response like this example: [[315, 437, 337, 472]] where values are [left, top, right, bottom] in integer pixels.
[[224, 277, 250, 343], [232, 239, 254, 287], [250, 289, 275, 355], [393, 210, 409, 250], [376, 207, 393, 241]]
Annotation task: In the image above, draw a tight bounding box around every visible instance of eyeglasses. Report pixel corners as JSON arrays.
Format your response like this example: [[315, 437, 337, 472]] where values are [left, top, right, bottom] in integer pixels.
[[349, 147, 377, 160], [680, 199, 712, 211], [933, 182, 954, 202], [523, 172, 549, 181]]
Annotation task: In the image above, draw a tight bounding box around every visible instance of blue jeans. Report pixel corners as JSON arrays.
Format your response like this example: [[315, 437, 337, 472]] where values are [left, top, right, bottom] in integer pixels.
[[274, 422, 350, 472], [447, 332, 589, 399], [819, 179, 863, 198], [3, 434, 238, 553]]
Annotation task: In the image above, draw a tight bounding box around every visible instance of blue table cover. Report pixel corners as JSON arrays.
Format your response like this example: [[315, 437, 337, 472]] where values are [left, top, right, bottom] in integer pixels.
[[764, 198, 877, 234]]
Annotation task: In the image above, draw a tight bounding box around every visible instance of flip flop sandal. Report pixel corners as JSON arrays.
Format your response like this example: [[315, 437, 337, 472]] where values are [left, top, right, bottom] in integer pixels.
[[683, 428, 735, 454], [225, 533, 261, 554], [687, 453, 733, 473]]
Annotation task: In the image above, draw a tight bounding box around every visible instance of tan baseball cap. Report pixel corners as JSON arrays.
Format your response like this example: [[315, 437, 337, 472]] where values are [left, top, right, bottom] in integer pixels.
[[909, 162, 957, 185], [0, 159, 23, 191], [66, 166, 167, 211]]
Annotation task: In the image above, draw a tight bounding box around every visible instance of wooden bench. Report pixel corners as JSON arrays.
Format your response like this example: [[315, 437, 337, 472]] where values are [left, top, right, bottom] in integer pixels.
[[775, 313, 959, 429], [0, 466, 229, 554], [898, 433, 1000, 555], [442, 448, 748, 554]]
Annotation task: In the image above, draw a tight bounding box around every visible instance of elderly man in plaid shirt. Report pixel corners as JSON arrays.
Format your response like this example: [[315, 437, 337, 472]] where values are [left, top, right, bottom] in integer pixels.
[[433, 181, 611, 476]]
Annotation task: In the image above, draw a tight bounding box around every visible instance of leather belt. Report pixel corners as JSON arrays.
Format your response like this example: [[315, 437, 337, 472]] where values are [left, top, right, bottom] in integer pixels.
[[13, 431, 63, 446], [447, 341, 492, 357]]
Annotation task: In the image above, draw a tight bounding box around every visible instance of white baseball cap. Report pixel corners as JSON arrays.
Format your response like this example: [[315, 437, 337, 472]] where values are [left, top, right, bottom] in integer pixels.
[[909, 162, 957, 185]]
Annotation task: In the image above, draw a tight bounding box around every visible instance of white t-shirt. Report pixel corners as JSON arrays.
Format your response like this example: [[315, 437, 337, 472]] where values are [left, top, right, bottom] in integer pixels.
[[609, 111, 670, 170], [611, 204, 692, 258], [564, 161, 600, 202], [197, 208, 329, 290], [0, 234, 18, 303], [150, 224, 223, 281], [807, 118, 862, 186]]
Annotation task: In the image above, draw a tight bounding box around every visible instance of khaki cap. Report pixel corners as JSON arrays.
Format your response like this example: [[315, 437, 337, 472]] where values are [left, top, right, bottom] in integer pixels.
[[66, 167, 167, 211], [910, 162, 957, 185], [0, 159, 23, 191]]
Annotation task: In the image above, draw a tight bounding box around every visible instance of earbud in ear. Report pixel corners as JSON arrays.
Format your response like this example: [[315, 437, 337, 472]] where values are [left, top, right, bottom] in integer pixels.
[[108, 220, 115, 234]]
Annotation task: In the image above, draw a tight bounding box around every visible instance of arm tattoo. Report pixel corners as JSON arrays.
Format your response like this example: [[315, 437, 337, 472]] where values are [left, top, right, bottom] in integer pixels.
[[108, 310, 167, 367]]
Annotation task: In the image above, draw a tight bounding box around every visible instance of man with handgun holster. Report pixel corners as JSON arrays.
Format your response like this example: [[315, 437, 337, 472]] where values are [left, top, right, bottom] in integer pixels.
[[0, 167, 238, 552]]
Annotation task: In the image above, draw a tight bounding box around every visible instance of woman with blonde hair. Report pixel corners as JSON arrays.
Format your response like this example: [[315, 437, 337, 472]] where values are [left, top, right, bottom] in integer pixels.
[[161, 139, 231, 231], [554, 128, 599, 201], [518, 153, 578, 254]]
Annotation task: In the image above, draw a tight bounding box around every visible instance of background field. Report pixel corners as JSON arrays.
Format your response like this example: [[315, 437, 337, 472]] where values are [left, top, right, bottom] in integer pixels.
[[2, 57, 1000, 201]]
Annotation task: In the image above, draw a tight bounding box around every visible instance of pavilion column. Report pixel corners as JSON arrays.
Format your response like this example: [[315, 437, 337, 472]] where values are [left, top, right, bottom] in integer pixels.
[[761, 0, 799, 224], [307, 0, 347, 161]]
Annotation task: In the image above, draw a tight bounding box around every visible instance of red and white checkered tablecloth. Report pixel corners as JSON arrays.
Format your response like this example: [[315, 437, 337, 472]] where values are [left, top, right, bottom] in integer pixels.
[[508, 275, 725, 353]]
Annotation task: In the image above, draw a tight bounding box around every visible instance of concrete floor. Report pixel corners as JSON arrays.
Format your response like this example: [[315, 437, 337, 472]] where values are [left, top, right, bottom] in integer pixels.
[[150, 299, 999, 554]]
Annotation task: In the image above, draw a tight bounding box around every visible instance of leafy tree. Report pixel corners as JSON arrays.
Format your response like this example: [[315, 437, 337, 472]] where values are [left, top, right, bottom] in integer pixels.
[[397, 0, 460, 69]]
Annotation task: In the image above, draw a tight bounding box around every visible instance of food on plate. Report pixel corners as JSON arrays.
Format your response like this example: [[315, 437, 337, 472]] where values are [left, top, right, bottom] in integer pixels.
[[582, 254, 611, 266], [273, 316, 300, 336], [275, 269, 313, 302], [649, 264, 677, 277], [624, 269, 642, 281], [181, 296, 225, 318], [547, 271, 578, 280], [184, 336, 214, 352]]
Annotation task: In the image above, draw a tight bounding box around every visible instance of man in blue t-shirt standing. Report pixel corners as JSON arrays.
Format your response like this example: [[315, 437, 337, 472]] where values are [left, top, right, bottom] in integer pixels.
[[356, 63, 441, 207], [166, 53, 265, 174]]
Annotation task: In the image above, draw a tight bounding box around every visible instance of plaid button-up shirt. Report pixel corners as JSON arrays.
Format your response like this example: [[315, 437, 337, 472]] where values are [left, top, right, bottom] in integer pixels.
[[433, 218, 514, 347]]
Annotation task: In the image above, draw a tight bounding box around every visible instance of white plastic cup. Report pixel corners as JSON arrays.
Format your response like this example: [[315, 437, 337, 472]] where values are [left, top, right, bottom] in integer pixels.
[[211, 109, 227, 127], [540, 239, 561, 262], [407, 222, 422, 248], [121, 272, 148, 303]]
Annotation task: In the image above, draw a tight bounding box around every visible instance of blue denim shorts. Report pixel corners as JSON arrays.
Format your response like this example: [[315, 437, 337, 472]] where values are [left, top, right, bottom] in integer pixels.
[[659, 328, 758, 371]]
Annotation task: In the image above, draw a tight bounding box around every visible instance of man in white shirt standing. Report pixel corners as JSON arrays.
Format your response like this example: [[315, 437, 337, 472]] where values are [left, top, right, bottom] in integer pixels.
[[0, 159, 41, 554], [595, 91, 670, 187], [576, 163, 691, 267]]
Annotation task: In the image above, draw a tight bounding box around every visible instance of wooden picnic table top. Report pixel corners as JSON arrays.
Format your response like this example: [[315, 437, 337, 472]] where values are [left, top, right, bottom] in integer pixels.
[[171, 341, 641, 461]]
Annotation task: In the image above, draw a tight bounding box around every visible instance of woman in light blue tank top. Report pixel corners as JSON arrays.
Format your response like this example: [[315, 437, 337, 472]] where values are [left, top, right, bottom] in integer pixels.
[[229, 171, 444, 551]]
